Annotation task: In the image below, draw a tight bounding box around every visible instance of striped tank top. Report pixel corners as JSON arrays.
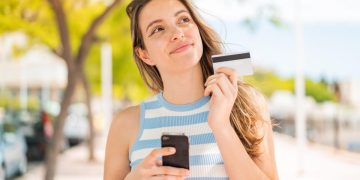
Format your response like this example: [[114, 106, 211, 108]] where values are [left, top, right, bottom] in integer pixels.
[[129, 92, 229, 179]]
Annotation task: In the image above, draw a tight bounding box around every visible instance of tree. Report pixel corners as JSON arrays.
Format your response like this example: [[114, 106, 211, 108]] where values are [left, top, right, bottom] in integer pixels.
[[44, 0, 123, 179], [244, 68, 337, 103], [45, 0, 121, 179], [1, 0, 124, 179]]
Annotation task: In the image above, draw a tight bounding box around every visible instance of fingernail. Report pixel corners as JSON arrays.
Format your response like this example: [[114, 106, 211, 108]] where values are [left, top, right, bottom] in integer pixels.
[[169, 147, 176, 152]]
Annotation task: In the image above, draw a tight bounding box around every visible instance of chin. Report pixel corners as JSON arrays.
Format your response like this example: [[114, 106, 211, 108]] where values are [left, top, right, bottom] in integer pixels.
[[172, 56, 201, 73]]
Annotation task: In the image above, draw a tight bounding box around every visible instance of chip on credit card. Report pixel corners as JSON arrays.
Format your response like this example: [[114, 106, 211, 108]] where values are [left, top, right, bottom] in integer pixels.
[[211, 51, 253, 77]]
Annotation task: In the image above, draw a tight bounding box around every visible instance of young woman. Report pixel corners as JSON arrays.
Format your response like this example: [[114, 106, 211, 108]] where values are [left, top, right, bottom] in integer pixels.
[[104, 0, 278, 179]]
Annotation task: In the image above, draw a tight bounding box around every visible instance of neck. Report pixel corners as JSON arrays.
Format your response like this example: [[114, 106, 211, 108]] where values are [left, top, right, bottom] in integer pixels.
[[161, 64, 205, 105]]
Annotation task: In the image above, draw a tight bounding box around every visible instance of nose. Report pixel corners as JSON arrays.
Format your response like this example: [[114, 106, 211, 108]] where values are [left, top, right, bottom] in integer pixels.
[[171, 27, 184, 41]]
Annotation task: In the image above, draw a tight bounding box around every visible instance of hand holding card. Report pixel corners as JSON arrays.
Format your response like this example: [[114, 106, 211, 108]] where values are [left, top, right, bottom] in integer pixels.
[[211, 51, 253, 77]]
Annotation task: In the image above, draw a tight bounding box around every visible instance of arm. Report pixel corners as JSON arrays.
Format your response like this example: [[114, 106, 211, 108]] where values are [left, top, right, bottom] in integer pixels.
[[204, 67, 278, 180], [214, 96, 278, 179], [212, 92, 278, 180], [104, 106, 139, 180]]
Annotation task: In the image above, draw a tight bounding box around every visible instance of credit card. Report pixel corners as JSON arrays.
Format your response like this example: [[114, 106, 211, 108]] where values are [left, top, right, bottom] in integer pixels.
[[211, 51, 253, 77]]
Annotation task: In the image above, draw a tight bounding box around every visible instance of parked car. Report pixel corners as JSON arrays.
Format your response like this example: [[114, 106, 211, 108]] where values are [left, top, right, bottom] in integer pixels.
[[0, 113, 27, 179], [64, 103, 89, 146], [21, 110, 68, 161], [43, 101, 90, 147]]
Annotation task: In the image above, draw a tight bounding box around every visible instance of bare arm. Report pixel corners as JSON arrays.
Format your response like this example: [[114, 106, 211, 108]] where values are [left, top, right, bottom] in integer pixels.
[[104, 106, 139, 180]]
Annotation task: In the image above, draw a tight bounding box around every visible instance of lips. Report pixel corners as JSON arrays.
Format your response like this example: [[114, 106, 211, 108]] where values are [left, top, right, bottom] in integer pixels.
[[170, 43, 193, 54]]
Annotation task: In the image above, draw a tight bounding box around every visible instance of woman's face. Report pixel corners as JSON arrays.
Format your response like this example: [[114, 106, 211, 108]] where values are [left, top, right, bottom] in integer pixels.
[[137, 0, 203, 74]]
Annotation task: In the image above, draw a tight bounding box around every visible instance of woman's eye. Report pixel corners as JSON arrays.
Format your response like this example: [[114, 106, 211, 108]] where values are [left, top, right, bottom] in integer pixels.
[[151, 27, 164, 35], [180, 17, 191, 24]]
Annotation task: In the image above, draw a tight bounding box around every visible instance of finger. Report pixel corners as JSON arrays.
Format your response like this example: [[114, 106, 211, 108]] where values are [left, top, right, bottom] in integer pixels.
[[216, 73, 235, 97], [215, 67, 238, 87], [205, 77, 217, 87], [156, 160, 162, 166], [205, 74, 234, 97], [204, 74, 219, 86], [204, 81, 223, 98], [153, 166, 190, 176], [144, 147, 176, 163], [210, 83, 223, 98]]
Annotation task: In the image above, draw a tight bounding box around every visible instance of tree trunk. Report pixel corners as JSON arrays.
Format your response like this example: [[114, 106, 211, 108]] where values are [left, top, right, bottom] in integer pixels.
[[80, 70, 96, 161], [44, 0, 122, 179], [45, 69, 78, 180]]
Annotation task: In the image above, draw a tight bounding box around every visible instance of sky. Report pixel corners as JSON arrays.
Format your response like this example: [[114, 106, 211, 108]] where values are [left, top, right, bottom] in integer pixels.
[[194, 0, 360, 23], [193, 0, 360, 81]]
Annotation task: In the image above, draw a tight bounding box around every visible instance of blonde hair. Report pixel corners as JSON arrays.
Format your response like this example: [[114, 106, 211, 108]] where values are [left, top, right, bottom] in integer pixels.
[[126, 0, 265, 158]]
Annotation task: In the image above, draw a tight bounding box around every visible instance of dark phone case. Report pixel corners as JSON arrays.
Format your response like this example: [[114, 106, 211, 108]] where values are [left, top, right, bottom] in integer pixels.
[[161, 134, 189, 169]]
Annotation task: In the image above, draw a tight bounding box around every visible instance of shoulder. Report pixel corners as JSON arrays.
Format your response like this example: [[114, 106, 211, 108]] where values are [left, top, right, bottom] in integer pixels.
[[106, 104, 141, 157], [111, 105, 141, 145], [104, 105, 141, 179], [113, 105, 140, 127]]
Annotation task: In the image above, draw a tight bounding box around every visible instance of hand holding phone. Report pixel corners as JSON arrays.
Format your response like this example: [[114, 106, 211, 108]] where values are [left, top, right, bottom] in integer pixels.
[[126, 147, 189, 179], [161, 134, 190, 169]]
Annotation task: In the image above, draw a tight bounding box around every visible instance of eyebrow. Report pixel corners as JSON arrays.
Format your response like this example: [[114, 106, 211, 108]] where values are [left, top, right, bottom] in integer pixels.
[[145, 9, 189, 33]]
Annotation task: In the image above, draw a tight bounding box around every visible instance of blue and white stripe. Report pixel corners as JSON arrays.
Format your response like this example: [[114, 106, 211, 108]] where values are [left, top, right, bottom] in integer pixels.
[[129, 92, 228, 179]]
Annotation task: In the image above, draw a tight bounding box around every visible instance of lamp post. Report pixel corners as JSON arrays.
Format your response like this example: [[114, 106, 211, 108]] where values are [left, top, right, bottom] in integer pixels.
[[294, 0, 307, 175], [101, 43, 113, 137]]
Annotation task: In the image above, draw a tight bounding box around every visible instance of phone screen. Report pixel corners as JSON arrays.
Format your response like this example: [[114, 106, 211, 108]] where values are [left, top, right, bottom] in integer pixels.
[[161, 134, 189, 169]]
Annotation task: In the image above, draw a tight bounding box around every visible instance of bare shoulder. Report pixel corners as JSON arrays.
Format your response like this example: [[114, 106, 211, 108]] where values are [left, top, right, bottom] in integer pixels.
[[113, 105, 140, 131], [111, 105, 141, 150], [104, 105, 140, 180]]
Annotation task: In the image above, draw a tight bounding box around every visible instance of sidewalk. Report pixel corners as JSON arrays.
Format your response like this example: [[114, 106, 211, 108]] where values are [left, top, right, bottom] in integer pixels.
[[18, 134, 360, 180], [17, 136, 106, 180], [275, 134, 360, 180]]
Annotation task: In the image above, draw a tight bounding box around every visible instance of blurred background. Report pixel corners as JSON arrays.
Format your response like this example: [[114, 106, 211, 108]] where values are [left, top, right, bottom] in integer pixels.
[[0, 0, 359, 179]]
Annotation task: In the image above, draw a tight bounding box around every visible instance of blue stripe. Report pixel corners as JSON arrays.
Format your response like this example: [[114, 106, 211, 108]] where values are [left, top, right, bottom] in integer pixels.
[[128, 102, 146, 159], [144, 100, 161, 109], [130, 159, 140, 167], [131, 154, 224, 168], [143, 111, 209, 129], [190, 133, 216, 145], [157, 93, 210, 111], [131, 139, 161, 152], [131, 133, 216, 152], [190, 154, 224, 165]]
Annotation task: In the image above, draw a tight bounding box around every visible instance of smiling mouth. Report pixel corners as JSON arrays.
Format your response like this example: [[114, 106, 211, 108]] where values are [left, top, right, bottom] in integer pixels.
[[171, 43, 193, 54]]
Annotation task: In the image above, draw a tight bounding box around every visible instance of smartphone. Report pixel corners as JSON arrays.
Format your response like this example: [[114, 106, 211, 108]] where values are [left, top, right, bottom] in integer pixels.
[[161, 133, 189, 169], [212, 51, 253, 77]]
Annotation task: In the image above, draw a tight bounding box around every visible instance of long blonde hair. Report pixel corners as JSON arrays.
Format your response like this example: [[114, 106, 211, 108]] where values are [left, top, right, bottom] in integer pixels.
[[126, 0, 264, 158]]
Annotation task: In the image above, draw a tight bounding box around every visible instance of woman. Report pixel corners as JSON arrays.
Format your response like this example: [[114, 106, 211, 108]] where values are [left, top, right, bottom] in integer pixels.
[[104, 0, 278, 179]]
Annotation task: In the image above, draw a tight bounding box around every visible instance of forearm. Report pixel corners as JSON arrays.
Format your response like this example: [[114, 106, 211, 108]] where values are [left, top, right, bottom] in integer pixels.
[[212, 122, 270, 180]]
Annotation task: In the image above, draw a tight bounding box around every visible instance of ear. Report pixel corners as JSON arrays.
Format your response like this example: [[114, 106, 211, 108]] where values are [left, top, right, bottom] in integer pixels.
[[135, 47, 156, 66]]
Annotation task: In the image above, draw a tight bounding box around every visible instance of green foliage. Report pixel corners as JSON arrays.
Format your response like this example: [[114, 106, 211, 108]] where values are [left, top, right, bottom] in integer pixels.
[[0, 0, 151, 103], [244, 68, 337, 103], [84, 0, 151, 102], [0, 93, 40, 111], [0, 0, 59, 48], [244, 68, 293, 97], [305, 79, 336, 103]]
